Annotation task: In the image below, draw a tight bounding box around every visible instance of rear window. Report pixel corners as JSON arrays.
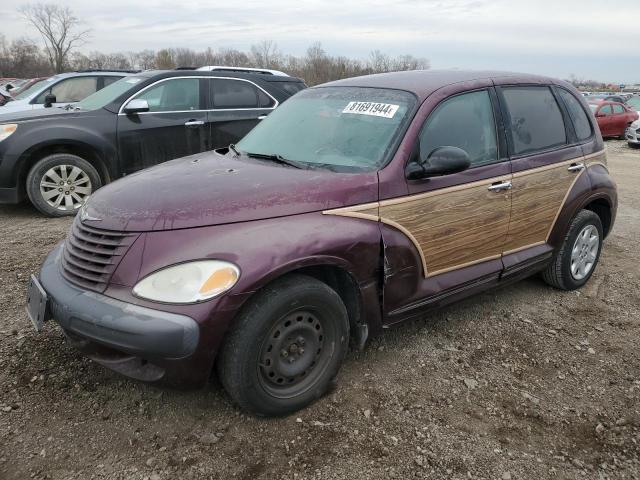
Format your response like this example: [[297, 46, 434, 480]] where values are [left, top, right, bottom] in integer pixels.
[[502, 86, 567, 155], [558, 89, 592, 141], [213, 79, 275, 109]]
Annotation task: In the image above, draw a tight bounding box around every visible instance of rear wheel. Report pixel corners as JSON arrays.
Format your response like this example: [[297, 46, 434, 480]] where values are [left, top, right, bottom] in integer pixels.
[[26, 153, 101, 217], [542, 209, 603, 290], [217, 274, 350, 416]]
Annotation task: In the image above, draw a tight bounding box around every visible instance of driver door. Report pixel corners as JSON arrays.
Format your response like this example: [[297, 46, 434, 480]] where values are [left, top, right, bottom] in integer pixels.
[[380, 88, 512, 320]]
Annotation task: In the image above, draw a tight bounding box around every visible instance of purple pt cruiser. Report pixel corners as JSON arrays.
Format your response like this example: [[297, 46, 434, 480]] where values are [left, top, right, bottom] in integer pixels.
[[27, 70, 617, 415]]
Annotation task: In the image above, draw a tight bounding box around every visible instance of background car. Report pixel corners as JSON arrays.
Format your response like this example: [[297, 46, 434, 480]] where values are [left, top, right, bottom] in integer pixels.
[[589, 101, 639, 138], [0, 69, 306, 216], [587, 94, 628, 104], [0, 70, 138, 115], [7, 77, 48, 98], [626, 96, 640, 111], [626, 119, 640, 147]]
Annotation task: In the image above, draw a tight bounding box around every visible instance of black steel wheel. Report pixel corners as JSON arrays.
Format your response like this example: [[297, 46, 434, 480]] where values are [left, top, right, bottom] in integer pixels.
[[217, 274, 349, 416]]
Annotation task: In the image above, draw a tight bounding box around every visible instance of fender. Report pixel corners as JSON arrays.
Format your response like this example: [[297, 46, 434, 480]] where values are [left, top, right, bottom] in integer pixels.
[[108, 210, 384, 339], [0, 111, 118, 189], [547, 162, 617, 248]]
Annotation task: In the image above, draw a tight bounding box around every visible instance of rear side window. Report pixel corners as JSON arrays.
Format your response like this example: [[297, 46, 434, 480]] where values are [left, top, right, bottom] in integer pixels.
[[557, 89, 592, 141], [599, 105, 613, 115], [612, 104, 625, 114], [213, 79, 275, 109], [277, 81, 306, 95], [134, 78, 200, 112], [419, 90, 498, 167], [502, 86, 566, 155]]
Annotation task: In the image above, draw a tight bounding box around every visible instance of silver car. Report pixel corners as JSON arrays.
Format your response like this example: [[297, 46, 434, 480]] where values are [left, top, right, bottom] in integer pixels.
[[0, 70, 135, 115], [627, 119, 640, 147]]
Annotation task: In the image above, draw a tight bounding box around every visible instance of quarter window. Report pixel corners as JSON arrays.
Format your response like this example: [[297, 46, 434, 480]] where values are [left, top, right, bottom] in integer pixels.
[[502, 86, 567, 155], [558, 89, 592, 141], [36, 76, 98, 104], [213, 79, 274, 109], [133, 78, 200, 112], [418, 90, 498, 167]]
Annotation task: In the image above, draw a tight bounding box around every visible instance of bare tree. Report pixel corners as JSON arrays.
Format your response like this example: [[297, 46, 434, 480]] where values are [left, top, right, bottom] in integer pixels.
[[18, 3, 90, 73], [250, 40, 282, 68]]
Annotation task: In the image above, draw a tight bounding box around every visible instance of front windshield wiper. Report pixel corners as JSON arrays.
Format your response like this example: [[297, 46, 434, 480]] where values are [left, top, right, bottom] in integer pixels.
[[244, 151, 309, 170], [229, 144, 241, 157]]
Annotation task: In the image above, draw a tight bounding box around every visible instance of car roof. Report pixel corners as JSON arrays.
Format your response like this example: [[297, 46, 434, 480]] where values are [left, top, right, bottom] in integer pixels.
[[133, 69, 304, 83], [320, 70, 558, 101]]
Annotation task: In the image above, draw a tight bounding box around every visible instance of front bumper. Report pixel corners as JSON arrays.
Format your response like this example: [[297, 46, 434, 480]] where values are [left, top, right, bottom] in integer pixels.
[[626, 126, 640, 145], [39, 244, 200, 361]]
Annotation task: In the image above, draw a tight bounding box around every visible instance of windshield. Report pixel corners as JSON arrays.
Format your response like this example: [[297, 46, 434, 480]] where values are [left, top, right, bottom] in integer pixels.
[[13, 76, 56, 100], [236, 86, 416, 172], [76, 76, 145, 111]]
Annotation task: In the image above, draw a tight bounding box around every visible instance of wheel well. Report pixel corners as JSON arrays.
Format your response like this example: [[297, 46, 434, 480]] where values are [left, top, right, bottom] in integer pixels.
[[16, 143, 110, 196], [267, 265, 364, 343], [584, 199, 612, 237]]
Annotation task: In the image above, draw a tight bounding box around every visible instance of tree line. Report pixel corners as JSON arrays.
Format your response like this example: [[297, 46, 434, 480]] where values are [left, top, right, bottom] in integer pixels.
[[0, 36, 430, 86]]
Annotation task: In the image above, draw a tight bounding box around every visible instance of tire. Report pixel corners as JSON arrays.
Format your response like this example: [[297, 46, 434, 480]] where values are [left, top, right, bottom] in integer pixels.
[[217, 274, 350, 416], [26, 153, 101, 217], [542, 209, 603, 291]]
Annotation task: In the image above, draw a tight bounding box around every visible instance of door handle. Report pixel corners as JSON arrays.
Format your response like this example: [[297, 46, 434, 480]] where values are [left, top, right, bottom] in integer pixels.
[[488, 181, 512, 192], [257, 115, 268, 120], [567, 162, 585, 173], [184, 120, 205, 127]]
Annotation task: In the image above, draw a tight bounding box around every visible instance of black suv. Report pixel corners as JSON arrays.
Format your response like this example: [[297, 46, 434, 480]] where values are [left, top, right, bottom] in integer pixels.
[[0, 69, 306, 216]]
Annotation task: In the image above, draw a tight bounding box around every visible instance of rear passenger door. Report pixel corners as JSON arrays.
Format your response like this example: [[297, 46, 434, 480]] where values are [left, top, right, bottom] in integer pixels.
[[208, 78, 277, 148], [117, 77, 208, 174], [496, 85, 587, 269]]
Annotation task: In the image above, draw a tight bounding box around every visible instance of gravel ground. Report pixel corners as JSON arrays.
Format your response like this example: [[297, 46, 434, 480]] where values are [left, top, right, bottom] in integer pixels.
[[1, 140, 639, 480]]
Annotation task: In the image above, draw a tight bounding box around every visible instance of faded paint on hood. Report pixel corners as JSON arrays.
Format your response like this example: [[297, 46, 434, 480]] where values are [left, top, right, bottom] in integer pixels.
[[85, 150, 379, 232]]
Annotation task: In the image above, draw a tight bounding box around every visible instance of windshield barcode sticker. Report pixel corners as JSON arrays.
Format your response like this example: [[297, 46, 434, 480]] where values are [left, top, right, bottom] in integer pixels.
[[342, 102, 399, 118]]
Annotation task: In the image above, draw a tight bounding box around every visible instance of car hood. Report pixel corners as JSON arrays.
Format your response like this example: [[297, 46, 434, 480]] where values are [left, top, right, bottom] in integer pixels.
[[84, 150, 379, 232], [0, 104, 79, 122]]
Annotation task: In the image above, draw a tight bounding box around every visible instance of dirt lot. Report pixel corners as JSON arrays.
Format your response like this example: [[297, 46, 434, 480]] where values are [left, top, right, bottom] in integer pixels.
[[1, 140, 639, 480]]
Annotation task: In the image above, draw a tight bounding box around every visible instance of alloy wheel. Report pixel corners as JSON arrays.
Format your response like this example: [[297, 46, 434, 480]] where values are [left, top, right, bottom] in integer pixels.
[[39, 164, 92, 211], [570, 224, 599, 280]]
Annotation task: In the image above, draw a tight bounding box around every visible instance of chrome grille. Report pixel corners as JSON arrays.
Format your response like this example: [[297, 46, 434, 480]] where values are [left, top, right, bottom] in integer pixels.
[[61, 218, 138, 292]]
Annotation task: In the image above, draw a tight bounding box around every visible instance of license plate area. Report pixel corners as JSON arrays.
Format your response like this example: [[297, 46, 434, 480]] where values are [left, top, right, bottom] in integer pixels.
[[26, 274, 49, 332]]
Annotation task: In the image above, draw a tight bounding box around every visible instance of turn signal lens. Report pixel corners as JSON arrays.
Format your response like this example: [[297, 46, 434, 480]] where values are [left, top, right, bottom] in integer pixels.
[[0, 124, 17, 142], [199, 267, 238, 297]]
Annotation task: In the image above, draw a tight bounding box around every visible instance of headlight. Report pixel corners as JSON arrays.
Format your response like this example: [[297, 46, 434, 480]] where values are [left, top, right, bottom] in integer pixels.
[[133, 260, 240, 304], [0, 124, 17, 142]]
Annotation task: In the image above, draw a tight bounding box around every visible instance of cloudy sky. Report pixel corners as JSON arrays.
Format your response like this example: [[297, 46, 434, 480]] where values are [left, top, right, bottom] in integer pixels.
[[3, 0, 639, 83]]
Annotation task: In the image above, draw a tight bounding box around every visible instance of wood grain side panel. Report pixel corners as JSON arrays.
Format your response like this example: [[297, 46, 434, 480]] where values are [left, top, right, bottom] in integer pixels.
[[378, 181, 511, 276], [504, 162, 578, 252]]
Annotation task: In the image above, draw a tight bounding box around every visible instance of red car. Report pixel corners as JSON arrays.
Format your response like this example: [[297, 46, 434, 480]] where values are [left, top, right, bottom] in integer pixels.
[[589, 101, 639, 138]]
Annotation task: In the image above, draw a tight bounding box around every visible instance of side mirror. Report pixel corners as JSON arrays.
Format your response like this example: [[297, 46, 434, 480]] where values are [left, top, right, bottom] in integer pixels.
[[43, 93, 56, 108], [406, 146, 471, 180], [123, 99, 150, 114]]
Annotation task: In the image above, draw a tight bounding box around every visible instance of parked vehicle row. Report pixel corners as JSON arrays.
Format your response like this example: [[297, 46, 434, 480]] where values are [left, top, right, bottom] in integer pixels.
[[0, 68, 306, 216], [26, 70, 617, 416]]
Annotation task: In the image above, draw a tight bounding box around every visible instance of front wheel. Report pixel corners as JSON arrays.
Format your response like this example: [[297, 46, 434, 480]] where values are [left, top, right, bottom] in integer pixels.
[[26, 153, 101, 217], [217, 274, 350, 416], [542, 209, 603, 290]]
